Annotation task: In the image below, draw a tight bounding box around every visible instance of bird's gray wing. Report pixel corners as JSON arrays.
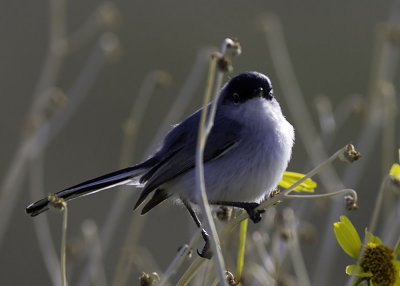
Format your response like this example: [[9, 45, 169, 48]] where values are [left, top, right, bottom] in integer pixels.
[[134, 108, 242, 209]]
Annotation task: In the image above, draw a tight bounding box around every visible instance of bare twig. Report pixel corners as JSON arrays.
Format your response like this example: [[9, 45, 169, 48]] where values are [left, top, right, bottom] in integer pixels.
[[29, 154, 62, 285], [79, 48, 213, 286]]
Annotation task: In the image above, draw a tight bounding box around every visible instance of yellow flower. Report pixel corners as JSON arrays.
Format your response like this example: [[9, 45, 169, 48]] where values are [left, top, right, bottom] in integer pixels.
[[279, 171, 317, 193], [333, 216, 400, 286], [389, 149, 400, 186]]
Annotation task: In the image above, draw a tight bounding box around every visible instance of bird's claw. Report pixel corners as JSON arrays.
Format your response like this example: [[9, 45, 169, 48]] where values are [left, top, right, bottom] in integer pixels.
[[197, 246, 213, 259], [245, 203, 265, 224], [197, 229, 213, 259]]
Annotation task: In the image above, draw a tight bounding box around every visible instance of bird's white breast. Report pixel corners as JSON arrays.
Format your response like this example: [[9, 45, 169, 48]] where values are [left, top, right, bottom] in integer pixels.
[[165, 97, 294, 205]]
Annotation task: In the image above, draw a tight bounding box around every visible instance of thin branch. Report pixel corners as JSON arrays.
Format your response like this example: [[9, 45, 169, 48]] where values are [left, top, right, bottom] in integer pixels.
[[29, 154, 62, 286], [79, 48, 213, 286], [0, 36, 109, 248], [194, 51, 227, 286], [60, 203, 68, 286]]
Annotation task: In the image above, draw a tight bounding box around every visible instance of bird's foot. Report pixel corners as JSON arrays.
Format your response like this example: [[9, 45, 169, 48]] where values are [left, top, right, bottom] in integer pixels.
[[197, 229, 213, 259], [243, 203, 265, 224]]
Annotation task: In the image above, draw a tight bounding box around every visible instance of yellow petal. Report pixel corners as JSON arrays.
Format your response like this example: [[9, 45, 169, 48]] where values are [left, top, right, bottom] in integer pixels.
[[390, 163, 400, 181], [365, 229, 382, 244], [345, 265, 372, 277], [393, 260, 400, 286], [334, 216, 362, 258], [279, 171, 317, 193]]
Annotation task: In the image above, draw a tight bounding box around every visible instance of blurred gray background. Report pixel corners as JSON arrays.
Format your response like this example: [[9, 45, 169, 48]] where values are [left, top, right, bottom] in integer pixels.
[[1, 0, 399, 285]]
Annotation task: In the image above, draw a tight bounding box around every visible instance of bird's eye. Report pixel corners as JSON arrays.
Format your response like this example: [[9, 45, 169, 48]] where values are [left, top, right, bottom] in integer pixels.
[[232, 93, 240, 104]]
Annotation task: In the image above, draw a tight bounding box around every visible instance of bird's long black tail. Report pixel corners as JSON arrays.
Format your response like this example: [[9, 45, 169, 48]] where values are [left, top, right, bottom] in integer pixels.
[[26, 165, 147, 217]]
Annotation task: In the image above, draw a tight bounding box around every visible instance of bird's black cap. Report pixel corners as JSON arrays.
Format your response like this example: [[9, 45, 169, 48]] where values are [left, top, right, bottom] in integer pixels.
[[221, 71, 274, 104]]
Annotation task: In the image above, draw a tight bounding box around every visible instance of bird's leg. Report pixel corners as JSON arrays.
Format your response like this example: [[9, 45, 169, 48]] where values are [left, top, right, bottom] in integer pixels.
[[182, 198, 212, 259], [210, 201, 265, 224]]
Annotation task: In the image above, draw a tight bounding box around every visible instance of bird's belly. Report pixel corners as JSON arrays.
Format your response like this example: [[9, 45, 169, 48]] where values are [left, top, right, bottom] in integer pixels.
[[164, 135, 288, 204]]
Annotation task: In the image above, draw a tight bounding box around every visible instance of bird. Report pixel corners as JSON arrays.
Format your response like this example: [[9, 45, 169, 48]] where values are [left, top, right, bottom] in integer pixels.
[[26, 71, 295, 258]]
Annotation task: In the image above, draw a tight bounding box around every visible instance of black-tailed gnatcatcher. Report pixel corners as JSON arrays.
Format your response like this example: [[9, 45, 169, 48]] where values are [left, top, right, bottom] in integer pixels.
[[26, 71, 294, 258]]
